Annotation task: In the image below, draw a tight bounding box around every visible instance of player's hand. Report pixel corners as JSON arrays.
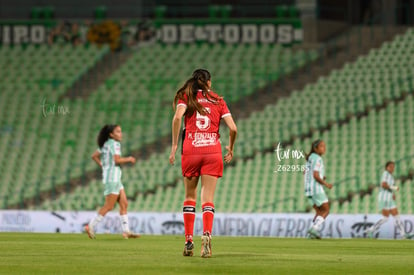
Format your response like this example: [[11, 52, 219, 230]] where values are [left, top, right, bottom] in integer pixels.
[[224, 146, 233, 164], [392, 194, 396, 201], [391, 185, 399, 191], [169, 146, 177, 165], [169, 153, 175, 165], [129, 156, 136, 164], [325, 183, 333, 189]]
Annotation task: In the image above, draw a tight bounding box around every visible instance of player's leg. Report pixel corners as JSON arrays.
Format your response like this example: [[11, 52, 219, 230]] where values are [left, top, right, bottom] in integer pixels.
[[118, 188, 140, 239], [319, 201, 330, 219], [308, 194, 329, 239], [308, 206, 325, 239], [306, 197, 319, 239], [315, 202, 329, 228], [200, 175, 217, 258], [312, 205, 318, 222], [366, 208, 390, 238], [390, 207, 411, 239], [200, 175, 217, 234], [199, 153, 222, 257], [86, 193, 118, 239], [307, 205, 318, 239], [183, 175, 199, 256], [99, 194, 118, 215], [181, 154, 201, 255]]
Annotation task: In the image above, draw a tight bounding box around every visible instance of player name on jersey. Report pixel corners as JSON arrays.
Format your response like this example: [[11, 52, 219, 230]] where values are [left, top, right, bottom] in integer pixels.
[[187, 132, 219, 147]]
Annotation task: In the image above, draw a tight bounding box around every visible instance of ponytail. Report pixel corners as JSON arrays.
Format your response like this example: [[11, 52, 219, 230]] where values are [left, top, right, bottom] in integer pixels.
[[173, 69, 221, 116], [97, 124, 118, 148], [305, 139, 322, 161]]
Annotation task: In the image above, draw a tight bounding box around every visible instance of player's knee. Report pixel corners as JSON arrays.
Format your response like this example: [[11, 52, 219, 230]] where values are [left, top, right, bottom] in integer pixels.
[[321, 202, 329, 212], [105, 204, 115, 211]]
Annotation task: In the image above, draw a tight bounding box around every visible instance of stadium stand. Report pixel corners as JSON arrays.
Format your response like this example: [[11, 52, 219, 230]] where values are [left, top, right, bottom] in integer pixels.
[[1, 42, 317, 209], [32, 28, 414, 214], [2, 13, 413, 217], [0, 44, 110, 207], [131, 28, 414, 213]]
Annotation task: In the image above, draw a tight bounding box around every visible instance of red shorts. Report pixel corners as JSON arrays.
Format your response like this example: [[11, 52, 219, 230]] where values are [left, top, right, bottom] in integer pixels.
[[181, 153, 223, 178]]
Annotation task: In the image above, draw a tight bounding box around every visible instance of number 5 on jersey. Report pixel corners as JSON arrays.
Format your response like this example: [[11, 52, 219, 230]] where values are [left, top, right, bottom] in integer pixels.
[[196, 107, 211, 130]]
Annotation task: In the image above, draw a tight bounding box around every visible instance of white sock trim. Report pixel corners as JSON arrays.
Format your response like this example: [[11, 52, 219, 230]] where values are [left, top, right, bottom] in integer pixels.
[[89, 214, 104, 229], [370, 217, 388, 232], [312, 216, 325, 231], [120, 214, 130, 233]]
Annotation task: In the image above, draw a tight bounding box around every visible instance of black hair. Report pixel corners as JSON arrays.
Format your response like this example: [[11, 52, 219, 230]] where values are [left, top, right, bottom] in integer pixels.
[[385, 161, 395, 169], [305, 139, 323, 161], [97, 124, 119, 148]]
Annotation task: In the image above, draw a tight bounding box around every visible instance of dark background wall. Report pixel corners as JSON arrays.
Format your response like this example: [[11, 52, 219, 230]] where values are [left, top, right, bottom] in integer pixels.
[[0, 0, 294, 19], [318, 0, 414, 25], [0, 0, 412, 25]]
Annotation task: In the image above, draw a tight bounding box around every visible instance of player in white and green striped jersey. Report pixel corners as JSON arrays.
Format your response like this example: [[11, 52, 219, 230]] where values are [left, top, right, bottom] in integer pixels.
[[365, 161, 413, 239], [99, 138, 123, 185], [85, 124, 140, 240], [304, 139, 333, 239]]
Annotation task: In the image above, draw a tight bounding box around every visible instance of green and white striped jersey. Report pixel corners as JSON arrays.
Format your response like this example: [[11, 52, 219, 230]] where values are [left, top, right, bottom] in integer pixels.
[[304, 153, 325, 196], [98, 138, 122, 183], [378, 170, 395, 201]]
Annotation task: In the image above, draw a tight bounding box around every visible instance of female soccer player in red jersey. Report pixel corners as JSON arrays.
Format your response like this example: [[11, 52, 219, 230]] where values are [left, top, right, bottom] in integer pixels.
[[169, 69, 237, 258]]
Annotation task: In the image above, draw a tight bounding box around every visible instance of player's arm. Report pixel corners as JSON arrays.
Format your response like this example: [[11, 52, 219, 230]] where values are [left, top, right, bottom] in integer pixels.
[[381, 181, 399, 191], [91, 150, 102, 167], [223, 115, 237, 163], [313, 171, 333, 189], [114, 155, 136, 165], [169, 105, 186, 165]]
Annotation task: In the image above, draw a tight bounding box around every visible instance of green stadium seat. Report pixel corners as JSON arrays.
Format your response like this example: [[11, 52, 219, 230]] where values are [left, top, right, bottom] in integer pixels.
[[30, 7, 42, 19], [43, 6, 55, 19], [94, 6, 107, 19], [275, 6, 288, 18], [28, 28, 414, 213], [208, 5, 220, 18], [154, 5, 167, 19]]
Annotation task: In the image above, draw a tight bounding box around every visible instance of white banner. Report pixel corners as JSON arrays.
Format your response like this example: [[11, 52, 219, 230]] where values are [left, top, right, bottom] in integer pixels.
[[0, 211, 413, 239]]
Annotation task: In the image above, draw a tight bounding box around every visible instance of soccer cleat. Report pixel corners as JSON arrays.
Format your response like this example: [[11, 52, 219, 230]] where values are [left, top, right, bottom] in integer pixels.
[[84, 225, 95, 239], [201, 232, 212, 258], [307, 228, 321, 240], [122, 232, 140, 239], [183, 241, 194, 257]]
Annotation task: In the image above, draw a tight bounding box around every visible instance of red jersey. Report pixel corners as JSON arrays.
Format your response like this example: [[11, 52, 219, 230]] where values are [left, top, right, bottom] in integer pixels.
[[177, 90, 231, 155]]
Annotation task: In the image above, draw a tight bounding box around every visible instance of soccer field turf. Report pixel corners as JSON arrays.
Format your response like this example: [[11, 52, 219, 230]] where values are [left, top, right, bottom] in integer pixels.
[[0, 233, 413, 275]]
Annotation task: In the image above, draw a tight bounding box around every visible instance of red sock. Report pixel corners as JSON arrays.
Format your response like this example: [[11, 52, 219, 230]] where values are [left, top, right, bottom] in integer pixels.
[[183, 200, 196, 242], [202, 202, 215, 235]]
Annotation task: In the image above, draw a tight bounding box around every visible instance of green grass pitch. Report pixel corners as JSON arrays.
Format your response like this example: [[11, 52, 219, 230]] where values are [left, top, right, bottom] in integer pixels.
[[0, 233, 413, 274]]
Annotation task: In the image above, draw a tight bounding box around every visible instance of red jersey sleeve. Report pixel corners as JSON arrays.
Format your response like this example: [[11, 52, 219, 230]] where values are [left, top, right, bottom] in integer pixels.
[[177, 94, 188, 109], [220, 99, 231, 118]]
